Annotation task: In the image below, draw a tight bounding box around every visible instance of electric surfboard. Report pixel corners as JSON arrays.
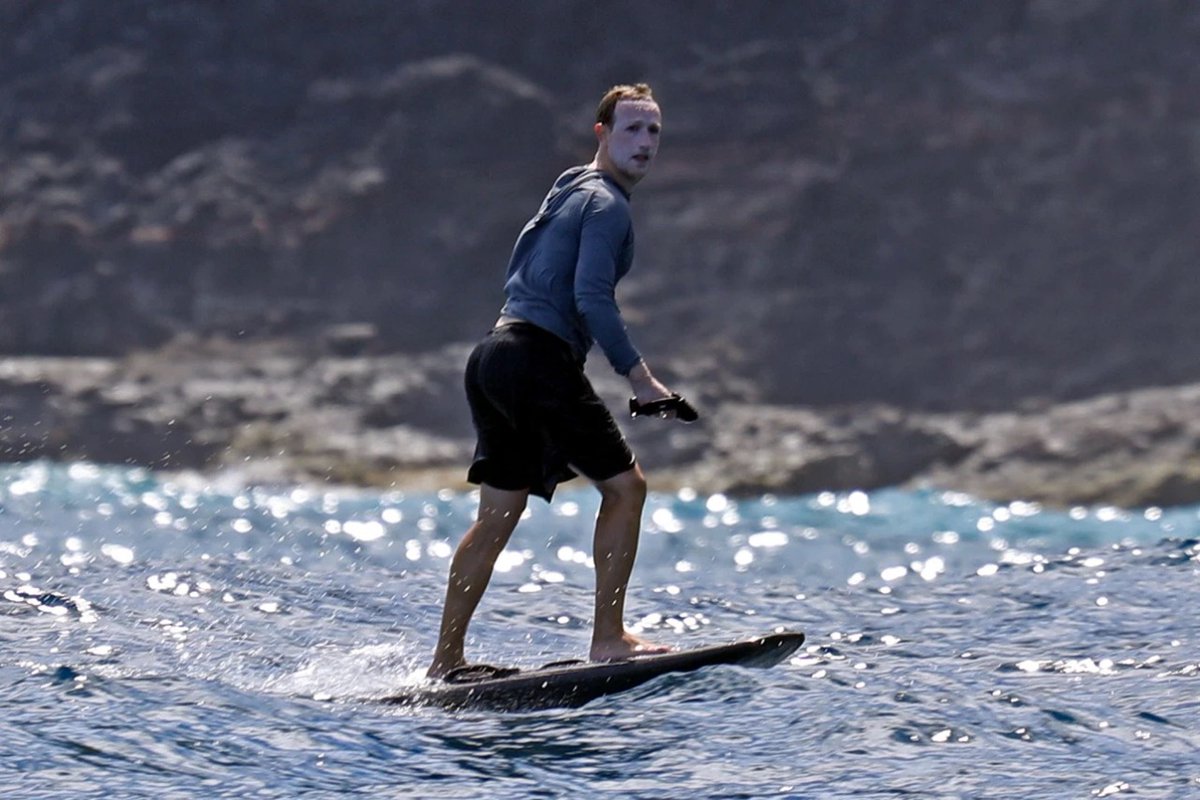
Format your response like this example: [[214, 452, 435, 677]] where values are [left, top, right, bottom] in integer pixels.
[[381, 630, 804, 712]]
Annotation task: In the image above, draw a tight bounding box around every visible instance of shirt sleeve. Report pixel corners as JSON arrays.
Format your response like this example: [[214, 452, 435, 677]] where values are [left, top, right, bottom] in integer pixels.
[[574, 190, 642, 375]]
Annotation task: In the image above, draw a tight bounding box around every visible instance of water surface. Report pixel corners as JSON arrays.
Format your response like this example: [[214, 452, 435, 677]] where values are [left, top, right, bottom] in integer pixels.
[[3, 463, 1199, 798]]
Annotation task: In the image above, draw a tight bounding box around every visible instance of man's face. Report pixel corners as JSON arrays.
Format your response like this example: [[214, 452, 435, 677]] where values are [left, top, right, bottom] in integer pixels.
[[598, 99, 662, 186]]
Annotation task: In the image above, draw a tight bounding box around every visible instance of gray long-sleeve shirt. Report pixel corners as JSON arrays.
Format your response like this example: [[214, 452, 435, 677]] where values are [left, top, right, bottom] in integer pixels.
[[499, 166, 642, 375]]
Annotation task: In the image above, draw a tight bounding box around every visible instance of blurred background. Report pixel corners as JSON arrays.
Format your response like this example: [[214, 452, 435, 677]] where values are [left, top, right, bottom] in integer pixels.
[[2, 0, 1199, 502]]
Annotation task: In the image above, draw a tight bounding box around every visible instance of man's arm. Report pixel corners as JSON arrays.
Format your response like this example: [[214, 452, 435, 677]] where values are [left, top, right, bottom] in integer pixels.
[[574, 193, 642, 375], [575, 190, 676, 408]]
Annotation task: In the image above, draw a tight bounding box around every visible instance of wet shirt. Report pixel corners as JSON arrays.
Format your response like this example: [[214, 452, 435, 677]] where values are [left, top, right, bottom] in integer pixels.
[[499, 166, 642, 375]]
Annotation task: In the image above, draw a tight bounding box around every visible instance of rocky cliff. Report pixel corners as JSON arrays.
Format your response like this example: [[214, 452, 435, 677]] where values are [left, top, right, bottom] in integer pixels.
[[2, 1, 1199, 504]]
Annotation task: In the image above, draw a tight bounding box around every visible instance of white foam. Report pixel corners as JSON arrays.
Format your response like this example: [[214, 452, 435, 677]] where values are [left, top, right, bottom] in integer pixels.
[[266, 641, 428, 700]]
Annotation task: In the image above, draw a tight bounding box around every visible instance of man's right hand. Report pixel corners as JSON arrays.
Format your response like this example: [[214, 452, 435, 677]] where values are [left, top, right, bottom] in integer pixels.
[[626, 361, 699, 422], [626, 361, 673, 406]]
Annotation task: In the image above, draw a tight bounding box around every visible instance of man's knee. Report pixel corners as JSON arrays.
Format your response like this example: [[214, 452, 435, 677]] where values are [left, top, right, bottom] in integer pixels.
[[476, 485, 529, 533], [596, 465, 647, 506]]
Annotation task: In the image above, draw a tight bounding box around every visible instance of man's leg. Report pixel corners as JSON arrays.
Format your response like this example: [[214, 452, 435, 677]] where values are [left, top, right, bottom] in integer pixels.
[[428, 484, 529, 679], [589, 464, 671, 661]]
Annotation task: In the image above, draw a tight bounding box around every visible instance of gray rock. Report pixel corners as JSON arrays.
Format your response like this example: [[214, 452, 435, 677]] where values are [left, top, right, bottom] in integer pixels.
[[3, 1, 1200, 413], [4, 2, 1200, 507], [6, 344, 1200, 508]]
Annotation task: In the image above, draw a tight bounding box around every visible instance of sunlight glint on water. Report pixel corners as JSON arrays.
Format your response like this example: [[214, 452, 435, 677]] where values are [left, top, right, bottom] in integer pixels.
[[2, 462, 1200, 798]]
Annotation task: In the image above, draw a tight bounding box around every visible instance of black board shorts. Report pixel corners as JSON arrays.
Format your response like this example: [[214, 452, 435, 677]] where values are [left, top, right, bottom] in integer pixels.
[[464, 321, 635, 501]]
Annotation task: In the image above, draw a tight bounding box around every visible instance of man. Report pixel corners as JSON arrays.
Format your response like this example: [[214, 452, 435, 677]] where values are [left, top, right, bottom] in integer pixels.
[[428, 83, 687, 680]]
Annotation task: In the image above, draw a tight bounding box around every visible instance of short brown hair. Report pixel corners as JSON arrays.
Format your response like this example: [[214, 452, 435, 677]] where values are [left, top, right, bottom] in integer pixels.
[[595, 83, 656, 127]]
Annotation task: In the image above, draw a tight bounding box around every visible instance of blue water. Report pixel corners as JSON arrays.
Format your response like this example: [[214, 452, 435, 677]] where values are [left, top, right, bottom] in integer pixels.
[[2, 462, 1200, 799]]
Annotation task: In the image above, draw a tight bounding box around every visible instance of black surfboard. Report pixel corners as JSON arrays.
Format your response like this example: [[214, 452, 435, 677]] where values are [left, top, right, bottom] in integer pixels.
[[381, 630, 804, 712]]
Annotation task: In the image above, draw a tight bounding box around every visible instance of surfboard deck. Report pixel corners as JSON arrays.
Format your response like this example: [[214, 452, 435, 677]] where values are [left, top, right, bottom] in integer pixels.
[[381, 630, 804, 712]]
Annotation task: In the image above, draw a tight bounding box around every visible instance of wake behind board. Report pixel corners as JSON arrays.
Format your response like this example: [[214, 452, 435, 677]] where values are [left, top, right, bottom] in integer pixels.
[[382, 630, 804, 712]]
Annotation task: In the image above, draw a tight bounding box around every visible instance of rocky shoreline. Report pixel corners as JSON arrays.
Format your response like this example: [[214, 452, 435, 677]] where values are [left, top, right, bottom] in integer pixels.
[[6, 3, 1200, 511], [4, 341, 1199, 509]]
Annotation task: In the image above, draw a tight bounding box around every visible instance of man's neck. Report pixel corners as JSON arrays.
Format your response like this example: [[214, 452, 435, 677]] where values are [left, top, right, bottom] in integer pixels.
[[589, 156, 635, 194]]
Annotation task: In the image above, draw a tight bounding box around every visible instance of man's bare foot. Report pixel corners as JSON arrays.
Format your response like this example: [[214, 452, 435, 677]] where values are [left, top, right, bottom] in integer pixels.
[[590, 631, 673, 662]]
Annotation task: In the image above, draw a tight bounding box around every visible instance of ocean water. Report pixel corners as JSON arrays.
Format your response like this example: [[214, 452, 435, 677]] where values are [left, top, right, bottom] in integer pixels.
[[2, 462, 1199, 799]]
